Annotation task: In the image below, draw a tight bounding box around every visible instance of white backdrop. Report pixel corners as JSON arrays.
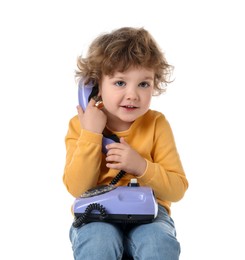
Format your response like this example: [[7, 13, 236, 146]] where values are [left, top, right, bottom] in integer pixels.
[[0, 0, 244, 259]]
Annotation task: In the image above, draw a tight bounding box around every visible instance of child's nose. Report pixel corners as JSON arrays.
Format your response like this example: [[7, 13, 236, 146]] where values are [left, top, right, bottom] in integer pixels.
[[125, 87, 139, 100]]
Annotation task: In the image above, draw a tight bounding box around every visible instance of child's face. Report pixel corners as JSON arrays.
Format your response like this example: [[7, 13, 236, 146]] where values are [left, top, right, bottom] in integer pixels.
[[99, 67, 154, 131]]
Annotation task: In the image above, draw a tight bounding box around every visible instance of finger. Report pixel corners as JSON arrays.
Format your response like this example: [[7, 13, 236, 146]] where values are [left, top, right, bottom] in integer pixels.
[[76, 105, 84, 127], [119, 137, 128, 145], [106, 154, 122, 163], [87, 98, 96, 108], [106, 162, 122, 170], [106, 138, 128, 151], [76, 105, 84, 114], [106, 143, 124, 151]]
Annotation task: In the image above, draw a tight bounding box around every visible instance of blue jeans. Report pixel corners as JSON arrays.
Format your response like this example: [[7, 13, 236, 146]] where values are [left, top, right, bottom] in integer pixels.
[[69, 205, 180, 260]]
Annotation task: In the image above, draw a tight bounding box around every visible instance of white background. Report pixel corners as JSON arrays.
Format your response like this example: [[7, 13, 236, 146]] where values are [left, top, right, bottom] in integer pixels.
[[0, 0, 244, 259]]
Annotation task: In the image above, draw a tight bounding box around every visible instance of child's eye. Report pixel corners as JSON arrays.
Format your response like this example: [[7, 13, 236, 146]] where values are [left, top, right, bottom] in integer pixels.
[[139, 81, 150, 88], [115, 81, 126, 87]]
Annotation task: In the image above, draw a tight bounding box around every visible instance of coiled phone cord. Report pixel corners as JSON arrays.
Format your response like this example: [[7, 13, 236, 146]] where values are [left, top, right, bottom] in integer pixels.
[[73, 203, 107, 228], [109, 170, 126, 185], [73, 170, 126, 228]]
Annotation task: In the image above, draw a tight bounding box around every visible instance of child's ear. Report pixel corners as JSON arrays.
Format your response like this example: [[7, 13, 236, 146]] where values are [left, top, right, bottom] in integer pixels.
[[97, 83, 102, 96]]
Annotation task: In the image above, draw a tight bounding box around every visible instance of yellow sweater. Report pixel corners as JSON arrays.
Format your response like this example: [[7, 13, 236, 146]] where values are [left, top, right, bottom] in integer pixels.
[[63, 109, 188, 214]]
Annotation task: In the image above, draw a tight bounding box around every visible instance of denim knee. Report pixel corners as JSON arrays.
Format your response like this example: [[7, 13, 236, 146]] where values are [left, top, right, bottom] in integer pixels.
[[70, 222, 124, 260], [125, 205, 180, 260]]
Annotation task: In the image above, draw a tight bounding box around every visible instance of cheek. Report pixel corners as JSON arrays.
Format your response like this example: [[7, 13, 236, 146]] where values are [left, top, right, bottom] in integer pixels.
[[102, 95, 116, 110], [146, 99, 152, 108], [101, 89, 120, 107], [142, 93, 152, 106], [100, 89, 109, 103]]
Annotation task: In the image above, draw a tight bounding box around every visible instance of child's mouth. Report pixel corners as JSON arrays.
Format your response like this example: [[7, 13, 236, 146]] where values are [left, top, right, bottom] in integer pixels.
[[122, 105, 138, 110], [124, 105, 136, 108]]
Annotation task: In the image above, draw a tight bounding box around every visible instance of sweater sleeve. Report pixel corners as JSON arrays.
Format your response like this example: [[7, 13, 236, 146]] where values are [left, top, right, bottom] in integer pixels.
[[138, 115, 188, 202], [63, 116, 103, 198]]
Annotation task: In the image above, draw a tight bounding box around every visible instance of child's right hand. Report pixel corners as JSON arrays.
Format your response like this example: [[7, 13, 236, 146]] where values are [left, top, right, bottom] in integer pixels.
[[77, 98, 107, 134]]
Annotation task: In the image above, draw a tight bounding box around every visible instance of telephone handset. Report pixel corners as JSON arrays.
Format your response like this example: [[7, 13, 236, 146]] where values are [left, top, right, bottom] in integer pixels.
[[78, 80, 98, 111], [78, 79, 119, 154]]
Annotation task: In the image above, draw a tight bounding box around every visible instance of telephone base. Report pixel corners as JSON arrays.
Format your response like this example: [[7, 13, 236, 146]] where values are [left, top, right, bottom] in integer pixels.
[[73, 186, 158, 224], [74, 213, 155, 224]]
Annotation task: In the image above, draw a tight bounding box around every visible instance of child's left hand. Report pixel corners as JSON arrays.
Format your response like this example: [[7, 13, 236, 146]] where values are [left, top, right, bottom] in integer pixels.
[[105, 137, 146, 177]]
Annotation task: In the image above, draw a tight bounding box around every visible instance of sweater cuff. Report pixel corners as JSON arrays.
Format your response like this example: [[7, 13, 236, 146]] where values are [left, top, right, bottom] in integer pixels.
[[78, 129, 103, 145], [137, 159, 154, 183]]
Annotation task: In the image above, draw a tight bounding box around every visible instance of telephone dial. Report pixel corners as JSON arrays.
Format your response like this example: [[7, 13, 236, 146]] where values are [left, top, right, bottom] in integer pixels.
[[73, 80, 158, 228]]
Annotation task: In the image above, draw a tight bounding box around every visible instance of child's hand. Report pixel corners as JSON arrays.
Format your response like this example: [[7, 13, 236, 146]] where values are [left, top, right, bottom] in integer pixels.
[[77, 99, 107, 134], [105, 137, 147, 177]]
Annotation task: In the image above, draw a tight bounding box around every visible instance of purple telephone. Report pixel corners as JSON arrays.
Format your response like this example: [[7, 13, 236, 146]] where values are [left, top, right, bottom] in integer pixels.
[[73, 80, 158, 228]]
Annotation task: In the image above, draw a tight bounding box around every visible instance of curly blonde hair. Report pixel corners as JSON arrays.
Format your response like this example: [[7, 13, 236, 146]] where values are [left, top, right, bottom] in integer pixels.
[[76, 27, 173, 95]]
